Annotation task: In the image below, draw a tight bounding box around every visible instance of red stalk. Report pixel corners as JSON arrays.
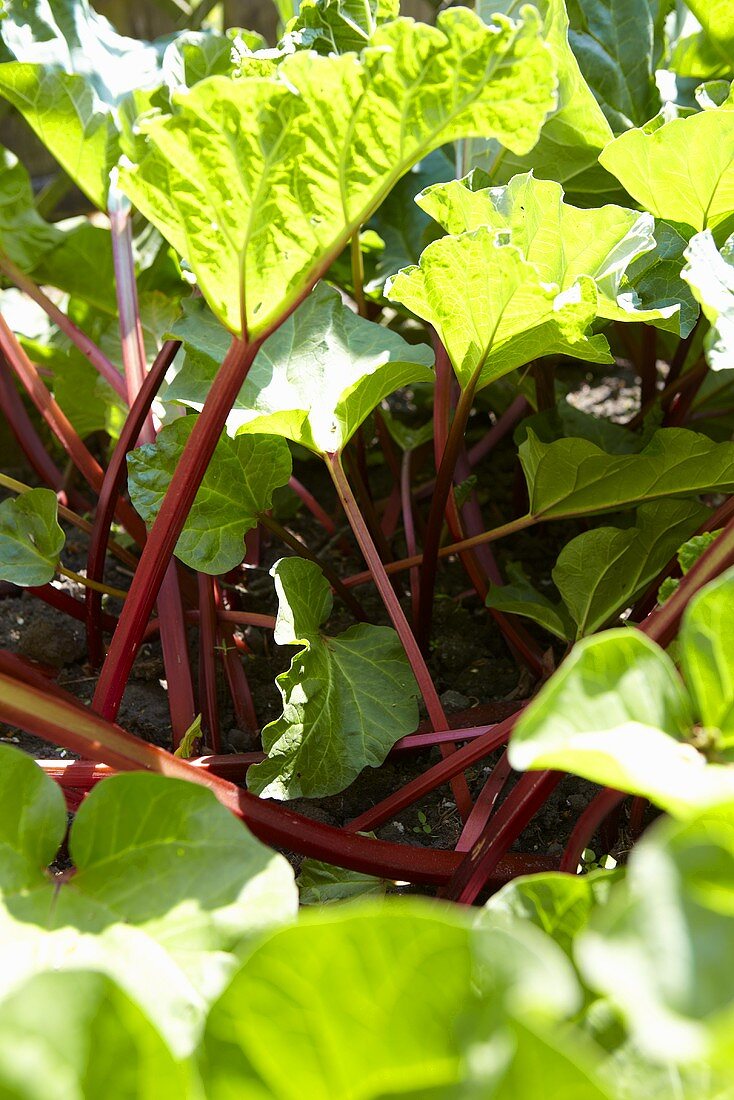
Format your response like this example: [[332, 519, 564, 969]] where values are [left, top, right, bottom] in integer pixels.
[[400, 450, 421, 622], [327, 452, 472, 818], [197, 572, 221, 752], [93, 336, 262, 719], [215, 581, 259, 734], [288, 475, 337, 536], [559, 788, 626, 874], [455, 748, 514, 853], [443, 770, 562, 903]]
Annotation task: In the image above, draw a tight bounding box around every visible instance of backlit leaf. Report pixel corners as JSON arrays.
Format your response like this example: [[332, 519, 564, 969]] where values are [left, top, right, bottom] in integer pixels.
[[0, 148, 61, 270], [682, 230, 734, 370], [247, 557, 419, 799], [119, 7, 556, 336]]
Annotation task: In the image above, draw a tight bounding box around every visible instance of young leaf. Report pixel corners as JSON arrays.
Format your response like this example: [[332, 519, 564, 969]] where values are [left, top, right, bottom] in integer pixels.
[[417, 170, 676, 328], [0, 757, 297, 1056], [474, 0, 616, 205], [682, 230, 734, 370], [599, 107, 734, 232], [0, 148, 61, 270], [247, 558, 419, 799], [0, 488, 64, 587], [553, 499, 709, 637], [680, 568, 734, 741], [509, 630, 734, 817], [485, 563, 575, 641], [0, 971, 187, 1098], [565, 0, 662, 132], [297, 859, 387, 905], [118, 7, 556, 336], [165, 284, 435, 454], [127, 416, 292, 574], [521, 428, 734, 521], [387, 229, 610, 392]]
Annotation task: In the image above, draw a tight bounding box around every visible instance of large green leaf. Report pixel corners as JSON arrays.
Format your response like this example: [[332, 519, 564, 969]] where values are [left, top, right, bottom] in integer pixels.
[[599, 107, 734, 232], [565, 0, 662, 133], [127, 415, 292, 574], [0, 488, 64, 587], [118, 7, 556, 337], [0, 750, 297, 1055], [625, 219, 699, 339], [0, 970, 187, 1099], [681, 568, 734, 742], [682, 230, 734, 371], [508, 629, 734, 817], [387, 229, 610, 392], [416, 170, 676, 327], [474, 0, 616, 205], [0, 0, 167, 208], [520, 428, 734, 521], [165, 283, 435, 454], [487, 500, 708, 640], [247, 558, 419, 800], [0, 148, 61, 269], [577, 803, 734, 1066], [201, 900, 588, 1099]]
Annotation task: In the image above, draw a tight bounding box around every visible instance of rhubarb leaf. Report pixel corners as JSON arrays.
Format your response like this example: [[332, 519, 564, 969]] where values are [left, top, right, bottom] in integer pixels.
[[520, 428, 734, 520], [680, 568, 734, 742], [0, 488, 64, 587], [283, 0, 399, 54], [509, 629, 734, 817], [599, 108, 734, 233], [485, 563, 574, 641], [0, 971, 186, 1097], [682, 230, 734, 370], [683, 1, 734, 75], [387, 229, 610, 392], [166, 284, 435, 455], [417, 171, 676, 328], [297, 859, 387, 905], [118, 7, 556, 336], [0, 757, 297, 1056], [625, 219, 699, 338], [247, 558, 419, 800], [0, 746, 66, 892], [127, 416, 292, 574], [565, 0, 662, 132], [0, 148, 61, 269], [474, 0, 617, 204], [553, 499, 710, 637]]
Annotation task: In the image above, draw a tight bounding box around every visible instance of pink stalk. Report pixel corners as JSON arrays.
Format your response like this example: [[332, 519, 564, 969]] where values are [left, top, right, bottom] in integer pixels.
[[559, 788, 626, 874], [215, 582, 259, 734], [197, 572, 221, 752], [380, 483, 402, 540], [455, 748, 514, 852], [400, 450, 421, 621], [0, 253, 125, 399], [327, 452, 472, 818], [288, 475, 337, 536]]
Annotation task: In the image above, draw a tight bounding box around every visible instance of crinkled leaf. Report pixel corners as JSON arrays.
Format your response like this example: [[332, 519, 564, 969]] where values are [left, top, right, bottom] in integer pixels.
[[485, 869, 621, 961], [681, 568, 734, 742], [565, 0, 663, 132], [599, 108, 734, 232], [387, 229, 611, 392], [0, 147, 61, 269], [0, 756, 297, 1055], [474, 0, 616, 205], [282, 0, 399, 54], [247, 558, 419, 799], [0, 970, 187, 1099], [297, 859, 387, 905], [509, 630, 734, 817], [417, 170, 675, 327], [554, 499, 709, 637], [0, 488, 64, 586], [520, 428, 734, 521], [119, 7, 556, 336], [166, 283, 435, 454], [577, 803, 734, 1066], [127, 415, 292, 574], [626, 219, 699, 338], [682, 230, 734, 370]]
